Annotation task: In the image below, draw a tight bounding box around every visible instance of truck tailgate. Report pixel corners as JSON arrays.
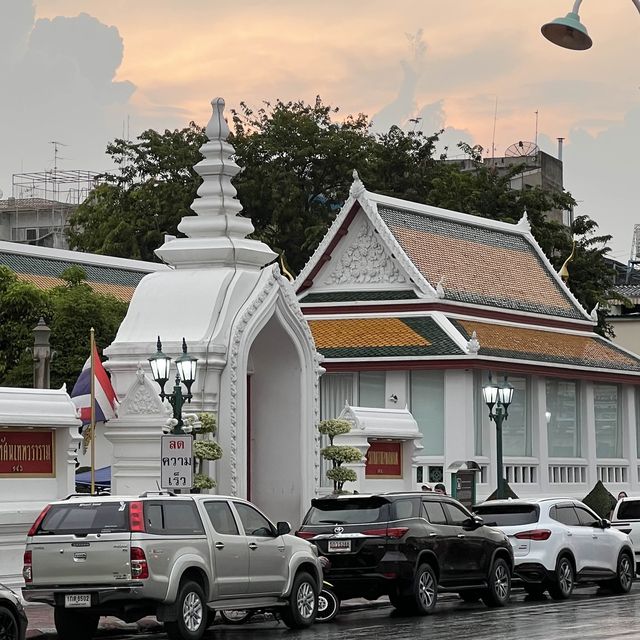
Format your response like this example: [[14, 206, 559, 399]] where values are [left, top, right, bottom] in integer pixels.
[[28, 501, 132, 586]]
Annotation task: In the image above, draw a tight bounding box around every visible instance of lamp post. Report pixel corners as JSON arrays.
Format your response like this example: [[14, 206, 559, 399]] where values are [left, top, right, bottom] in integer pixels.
[[148, 337, 198, 434], [482, 374, 514, 500], [542, 0, 640, 50]]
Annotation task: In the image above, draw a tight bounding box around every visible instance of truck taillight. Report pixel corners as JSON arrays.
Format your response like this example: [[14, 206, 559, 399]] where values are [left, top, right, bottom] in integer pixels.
[[130, 547, 149, 579], [27, 505, 51, 536], [129, 501, 145, 532], [23, 550, 32, 583], [514, 529, 552, 541], [363, 527, 409, 539]]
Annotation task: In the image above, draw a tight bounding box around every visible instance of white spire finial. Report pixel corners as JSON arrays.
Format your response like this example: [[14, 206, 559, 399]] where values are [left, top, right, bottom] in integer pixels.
[[517, 209, 531, 233], [436, 276, 446, 299], [467, 330, 480, 355], [349, 169, 365, 198], [590, 302, 599, 322]]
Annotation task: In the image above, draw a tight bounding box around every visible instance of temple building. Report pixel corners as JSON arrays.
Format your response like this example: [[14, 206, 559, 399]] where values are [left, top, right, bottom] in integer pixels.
[[296, 173, 640, 499]]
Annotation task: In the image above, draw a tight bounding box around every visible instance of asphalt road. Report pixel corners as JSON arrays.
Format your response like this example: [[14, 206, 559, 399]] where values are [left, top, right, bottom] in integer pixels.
[[203, 587, 638, 640]]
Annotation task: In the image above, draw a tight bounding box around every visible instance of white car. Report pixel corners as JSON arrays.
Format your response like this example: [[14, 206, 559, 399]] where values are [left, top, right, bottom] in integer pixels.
[[473, 498, 633, 599]]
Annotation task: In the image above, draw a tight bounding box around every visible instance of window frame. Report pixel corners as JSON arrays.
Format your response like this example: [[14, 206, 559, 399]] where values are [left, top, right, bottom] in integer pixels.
[[203, 499, 240, 536]]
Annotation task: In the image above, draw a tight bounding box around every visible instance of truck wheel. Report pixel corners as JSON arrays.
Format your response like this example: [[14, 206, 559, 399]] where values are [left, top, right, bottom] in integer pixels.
[[280, 571, 317, 629], [54, 608, 99, 640], [548, 555, 574, 600], [0, 605, 21, 640], [482, 558, 511, 607], [165, 580, 207, 640], [610, 552, 634, 594], [395, 563, 438, 615]]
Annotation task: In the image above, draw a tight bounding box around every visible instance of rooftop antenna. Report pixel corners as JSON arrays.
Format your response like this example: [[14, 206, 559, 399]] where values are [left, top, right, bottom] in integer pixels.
[[491, 97, 498, 160], [534, 110, 539, 147], [409, 117, 422, 133], [49, 141, 67, 201]]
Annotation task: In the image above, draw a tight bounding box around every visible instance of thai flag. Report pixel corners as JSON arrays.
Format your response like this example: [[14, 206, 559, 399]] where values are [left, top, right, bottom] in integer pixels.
[[70, 344, 118, 425]]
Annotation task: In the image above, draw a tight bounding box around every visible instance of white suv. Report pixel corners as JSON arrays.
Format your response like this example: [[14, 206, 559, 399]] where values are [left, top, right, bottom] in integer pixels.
[[474, 498, 633, 599]]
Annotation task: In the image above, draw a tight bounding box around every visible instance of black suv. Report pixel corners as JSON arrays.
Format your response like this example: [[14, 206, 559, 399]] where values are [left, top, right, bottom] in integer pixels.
[[296, 492, 514, 615]]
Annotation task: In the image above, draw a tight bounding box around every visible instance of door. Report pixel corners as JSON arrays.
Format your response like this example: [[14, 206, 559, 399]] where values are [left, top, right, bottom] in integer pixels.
[[233, 502, 287, 595], [553, 504, 592, 572], [575, 504, 618, 571], [202, 500, 249, 597], [441, 501, 485, 583]]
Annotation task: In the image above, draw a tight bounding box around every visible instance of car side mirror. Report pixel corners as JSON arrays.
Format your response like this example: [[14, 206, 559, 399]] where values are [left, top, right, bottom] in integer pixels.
[[465, 516, 483, 530], [277, 521, 291, 535], [601, 518, 611, 529]]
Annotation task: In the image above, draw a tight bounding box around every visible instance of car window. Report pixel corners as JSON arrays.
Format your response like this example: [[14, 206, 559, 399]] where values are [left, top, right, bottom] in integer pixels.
[[574, 505, 601, 527], [443, 501, 471, 526], [393, 499, 419, 520], [473, 504, 540, 526], [552, 505, 580, 526], [37, 502, 129, 535], [234, 502, 275, 537], [146, 501, 205, 535], [422, 500, 447, 525], [304, 497, 390, 525], [204, 501, 239, 535], [616, 500, 640, 520]]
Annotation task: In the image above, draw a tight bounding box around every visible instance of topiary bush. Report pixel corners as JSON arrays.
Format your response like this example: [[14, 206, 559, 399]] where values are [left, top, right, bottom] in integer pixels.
[[582, 480, 617, 518], [318, 419, 362, 493]]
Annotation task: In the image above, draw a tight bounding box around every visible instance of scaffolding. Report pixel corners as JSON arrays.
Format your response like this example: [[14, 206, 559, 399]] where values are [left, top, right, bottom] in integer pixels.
[[11, 169, 104, 205]]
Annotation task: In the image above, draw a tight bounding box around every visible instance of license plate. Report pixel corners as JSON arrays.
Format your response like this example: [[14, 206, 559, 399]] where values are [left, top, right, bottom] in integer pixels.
[[328, 539, 351, 553], [65, 594, 91, 608]]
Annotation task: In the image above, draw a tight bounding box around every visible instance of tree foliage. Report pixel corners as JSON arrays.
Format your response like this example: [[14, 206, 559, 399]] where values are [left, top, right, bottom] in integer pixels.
[[0, 267, 127, 390], [67, 97, 616, 334], [318, 418, 361, 493]]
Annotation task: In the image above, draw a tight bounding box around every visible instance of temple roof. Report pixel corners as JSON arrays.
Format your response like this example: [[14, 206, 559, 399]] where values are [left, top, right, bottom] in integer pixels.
[[0, 241, 165, 302]]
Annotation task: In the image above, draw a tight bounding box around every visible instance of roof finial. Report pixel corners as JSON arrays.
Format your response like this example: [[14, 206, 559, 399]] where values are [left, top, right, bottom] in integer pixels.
[[467, 331, 480, 355], [349, 169, 365, 198], [559, 239, 576, 283], [436, 276, 446, 299], [518, 209, 531, 233], [589, 302, 599, 322]]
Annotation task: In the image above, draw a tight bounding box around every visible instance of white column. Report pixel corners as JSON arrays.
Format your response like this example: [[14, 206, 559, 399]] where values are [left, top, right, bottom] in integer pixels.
[[443, 370, 475, 490], [622, 385, 636, 486], [582, 381, 597, 486], [533, 376, 550, 495]]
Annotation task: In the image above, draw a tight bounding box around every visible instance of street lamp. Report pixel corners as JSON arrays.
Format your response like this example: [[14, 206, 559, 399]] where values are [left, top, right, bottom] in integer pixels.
[[482, 374, 514, 500], [542, 0, 640, 50], [148, 336, 198, 434]]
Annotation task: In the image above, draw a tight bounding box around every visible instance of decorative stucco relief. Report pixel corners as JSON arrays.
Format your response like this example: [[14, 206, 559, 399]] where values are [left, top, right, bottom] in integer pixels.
[[117, 365, 167, 416], [323, 219, 407, 285]]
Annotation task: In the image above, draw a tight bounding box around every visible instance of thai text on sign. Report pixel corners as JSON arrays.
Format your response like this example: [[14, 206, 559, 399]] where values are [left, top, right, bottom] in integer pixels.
[[0, 430, 55, 476], [365, 441, 402, 479], [160, 435, 193, 489]]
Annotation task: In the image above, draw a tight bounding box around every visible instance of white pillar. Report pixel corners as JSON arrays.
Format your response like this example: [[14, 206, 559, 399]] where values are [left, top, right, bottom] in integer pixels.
[[583, 381, 597, 486], [533, 376, 550, 495]]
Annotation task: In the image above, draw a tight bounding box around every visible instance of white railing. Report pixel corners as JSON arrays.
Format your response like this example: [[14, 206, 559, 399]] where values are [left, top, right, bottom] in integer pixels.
[[597, 465, 628, 484], [505, 465, 538, 484], [548, 465, 587, 484]]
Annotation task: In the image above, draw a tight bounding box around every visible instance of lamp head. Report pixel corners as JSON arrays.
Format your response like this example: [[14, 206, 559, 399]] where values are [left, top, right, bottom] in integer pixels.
[[482, 376, 499, 411], [498, 377, 514, 409], [541, 11, 592, 50], [175, 337, 198, 397], [148, 336, 171, 394]]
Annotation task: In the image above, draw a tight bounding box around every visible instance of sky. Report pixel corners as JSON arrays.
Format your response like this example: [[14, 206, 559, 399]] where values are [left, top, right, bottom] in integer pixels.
[[1, 0, 638, 262]]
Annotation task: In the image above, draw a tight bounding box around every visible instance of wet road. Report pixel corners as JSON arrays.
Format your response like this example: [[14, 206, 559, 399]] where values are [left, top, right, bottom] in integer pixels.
[[201, 587, 639, 640]]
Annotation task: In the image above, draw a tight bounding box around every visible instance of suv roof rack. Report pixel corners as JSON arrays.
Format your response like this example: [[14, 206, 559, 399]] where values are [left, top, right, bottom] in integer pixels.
[[63, 493, 94, 500], [138, 491, 177, 498]]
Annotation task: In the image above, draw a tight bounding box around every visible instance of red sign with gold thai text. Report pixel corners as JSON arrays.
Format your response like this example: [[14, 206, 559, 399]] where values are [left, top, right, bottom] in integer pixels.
[[0, 430, 55, 476], [365, 441, 402, 479]]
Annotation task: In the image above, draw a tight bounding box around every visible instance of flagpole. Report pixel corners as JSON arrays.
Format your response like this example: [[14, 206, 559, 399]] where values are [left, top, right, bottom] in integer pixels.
[[90, 328, 96, 495]]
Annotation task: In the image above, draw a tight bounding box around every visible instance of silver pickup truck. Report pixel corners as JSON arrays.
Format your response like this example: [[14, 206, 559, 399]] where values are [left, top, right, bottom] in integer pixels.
[[610, 496, 640, 575], [22, 493, 322, 640]]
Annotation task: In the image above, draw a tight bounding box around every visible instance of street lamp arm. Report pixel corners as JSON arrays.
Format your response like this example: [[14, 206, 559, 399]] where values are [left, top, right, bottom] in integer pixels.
[[571, 0, 583, 12], [632, 0, 640, 15]]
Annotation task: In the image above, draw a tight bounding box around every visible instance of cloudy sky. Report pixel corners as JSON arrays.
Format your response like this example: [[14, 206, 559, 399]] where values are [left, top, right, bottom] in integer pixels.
[[1, 0, 638, 260]]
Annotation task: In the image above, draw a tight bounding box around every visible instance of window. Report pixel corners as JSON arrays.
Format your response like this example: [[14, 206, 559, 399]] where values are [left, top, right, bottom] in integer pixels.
[[574, 506, 600, 527], [410, 371, 444, 456], [473, 504, 540, 527], [594, 384, 622, 458], [617, 500, 640, 520], [38, 502, 129, 535], [551, 505, 580, 526], [358, 371, 386, 407], [145, 501, 205, 535], [442, 502, 471, 526], [422, 500, 447, 525], [305, 497, 389, 525], [477, 374, 531, 456], [204, 501, 239, 535], [393, 499, 418, 520], [320, 373, 354, 487], [546, 379, 580, 458], [234, 502, 275, 537]]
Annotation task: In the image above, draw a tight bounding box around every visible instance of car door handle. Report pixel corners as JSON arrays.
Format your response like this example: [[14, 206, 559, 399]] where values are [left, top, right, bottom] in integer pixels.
[[248, 542, 258, 550], [457, 534, 465, 538], [429, 533, 437, 538], [566, 532, 573, 537], [215, 542, 225, 550], [592, 535, 598, 539]]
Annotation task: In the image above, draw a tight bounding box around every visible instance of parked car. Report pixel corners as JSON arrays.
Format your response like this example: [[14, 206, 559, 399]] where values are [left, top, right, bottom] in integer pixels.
[[22, 492, 322, 640], [610, 496, 640, 573], [0, 583, 27, 640], [473, 498, 634, 599], [296, 492, 514, 615]]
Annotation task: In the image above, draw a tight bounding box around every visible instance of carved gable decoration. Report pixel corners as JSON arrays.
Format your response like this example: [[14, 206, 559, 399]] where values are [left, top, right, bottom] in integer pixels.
[[323, 218, 406, 286], [117, 365, 169, 417]]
